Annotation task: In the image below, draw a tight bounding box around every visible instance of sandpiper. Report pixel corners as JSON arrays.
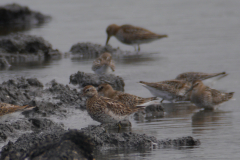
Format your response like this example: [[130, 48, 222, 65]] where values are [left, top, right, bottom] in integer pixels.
[[175, 72, 227, 82], [186, 80, 234, 110], [92, 52, 115, 74], [0, 103, 31, 116], [106, 24, 168, 51], [139, 80, 192, 103], [97, 83, 158, 108], [81, 85, 143, 124]]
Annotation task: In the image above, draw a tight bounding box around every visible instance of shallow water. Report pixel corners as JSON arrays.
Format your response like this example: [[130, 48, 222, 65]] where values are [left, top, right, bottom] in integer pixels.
[[0, 0, 240, 159]]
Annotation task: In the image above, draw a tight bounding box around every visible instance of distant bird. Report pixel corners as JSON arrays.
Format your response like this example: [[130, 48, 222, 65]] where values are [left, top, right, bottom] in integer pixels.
[[81, 85, 143, 125], [0, 103, 32, 116], [186, 80, 234, 110], [175, 72, 227, 82], [92, 52, 115, 74], [139, 80, 192, 103], [97, 83, 158, 108], [106, 24, 168, 51]]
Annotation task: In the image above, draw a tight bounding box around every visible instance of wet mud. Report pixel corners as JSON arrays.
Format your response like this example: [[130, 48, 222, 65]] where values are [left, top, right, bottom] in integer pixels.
[[0, 76, 200, 159]]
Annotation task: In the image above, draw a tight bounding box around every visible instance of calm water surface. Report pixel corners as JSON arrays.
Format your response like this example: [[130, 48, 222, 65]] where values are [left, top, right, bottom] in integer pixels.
[[0, 0, 240, 159]]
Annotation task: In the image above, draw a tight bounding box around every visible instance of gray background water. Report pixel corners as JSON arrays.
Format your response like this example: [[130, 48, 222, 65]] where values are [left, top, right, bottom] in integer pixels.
[[0, 0, 240, 159]]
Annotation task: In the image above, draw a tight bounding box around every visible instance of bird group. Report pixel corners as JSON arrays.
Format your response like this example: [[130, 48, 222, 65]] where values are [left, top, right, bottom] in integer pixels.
[[84, 24, 235, 127]]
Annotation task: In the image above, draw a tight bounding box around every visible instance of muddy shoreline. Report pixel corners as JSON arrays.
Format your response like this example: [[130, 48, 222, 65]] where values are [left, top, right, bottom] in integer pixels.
[[0, 75, 200, 159]]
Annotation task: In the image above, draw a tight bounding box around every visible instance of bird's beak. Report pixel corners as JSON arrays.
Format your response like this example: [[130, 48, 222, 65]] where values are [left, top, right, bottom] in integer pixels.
[[106, 35, 111, 45], [184, 86, 194, 96], [184, 82, 199, 96]]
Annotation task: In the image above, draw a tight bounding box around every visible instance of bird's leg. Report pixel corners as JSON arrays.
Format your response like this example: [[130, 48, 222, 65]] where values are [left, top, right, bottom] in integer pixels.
[[118, 122, 122, 133], [160, 99, 164, 103], [134, 46, 137, 51], [138, 44, 140, 51]]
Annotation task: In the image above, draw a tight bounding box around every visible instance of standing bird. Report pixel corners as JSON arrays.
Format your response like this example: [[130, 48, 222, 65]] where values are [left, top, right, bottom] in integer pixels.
[[106, 24, 168, 51], [175, 71, 227, 82], [97, 83, 158, 108], [92, 52, 115, 74], [186, 80, 234, 110], [81, 85, 143, 125], [0, 103, 32, 116], [139, 80, 192, 103]]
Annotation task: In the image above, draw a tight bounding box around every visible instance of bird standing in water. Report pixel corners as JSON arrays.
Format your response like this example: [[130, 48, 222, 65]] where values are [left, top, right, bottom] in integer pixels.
[[186, 80, 234, 110], [92, 52, 115, 74], [81, 85, 144, 127], [97, 83, 158, 108], [106, 24, 168, 51]]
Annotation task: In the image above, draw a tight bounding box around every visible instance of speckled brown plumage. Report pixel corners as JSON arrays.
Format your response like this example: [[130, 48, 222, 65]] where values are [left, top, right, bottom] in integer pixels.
[[0, 103, 29, 116], [175, 72, 227, 82], [106, 24, 168, 51], [81, 85, 141, 123], [98, 83, 157, 108], [188, 80, 234, 110], [139, 80, 192, 102], [92, 52, 115, 74]]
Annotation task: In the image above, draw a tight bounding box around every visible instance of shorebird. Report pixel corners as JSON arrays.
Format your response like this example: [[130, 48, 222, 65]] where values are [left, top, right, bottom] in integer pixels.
[[139, 80, 192, 103], [186, 80, 234, 110], [97, 83, 158, 108], [92, 52, 115, 74], [106, 24, 168, 51], [175, 71, 227, 82], [0, 103, 32, 116], [81, 85, 143, 125]]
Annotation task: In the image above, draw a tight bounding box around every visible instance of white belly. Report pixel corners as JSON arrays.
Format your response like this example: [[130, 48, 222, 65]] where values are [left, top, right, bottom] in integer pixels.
[[142, 84, 174, 101]]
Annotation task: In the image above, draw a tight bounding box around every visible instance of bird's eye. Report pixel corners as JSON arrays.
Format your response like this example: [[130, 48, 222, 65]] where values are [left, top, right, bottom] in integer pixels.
[[86, 89, 90, 92], [98, 86, 103, 91]]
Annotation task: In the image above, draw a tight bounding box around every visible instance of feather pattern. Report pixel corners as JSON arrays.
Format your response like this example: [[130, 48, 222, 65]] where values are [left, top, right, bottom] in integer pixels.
[[98, 83, 157, 108], [106, 24, 167, 51], [139, 80, 191, 102], [189, 80, 234, 110], [0, 103, 30, 116], [92, 52, 115, 74], [81, 85, 141, 123]]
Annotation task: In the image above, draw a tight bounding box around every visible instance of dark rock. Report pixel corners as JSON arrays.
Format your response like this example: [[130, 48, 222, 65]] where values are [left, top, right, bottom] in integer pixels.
[[145, 104, 164, 113], [0, 77, 200, 159], [79, 124, 200, 150], [70, 42, 124, 58], [26, 78, 44, 87], [0, 125, 199, 160], [0, 3, 50, 25], [45, 79, 82, 106], [0, 130, 94, 160], [0, 34, 61, 59], [0, 119, 65, 160], [70, 71, 125, 91], [0, 77, 43, 106], [0, 118, 63, 145], [134, 104, 165, 121]]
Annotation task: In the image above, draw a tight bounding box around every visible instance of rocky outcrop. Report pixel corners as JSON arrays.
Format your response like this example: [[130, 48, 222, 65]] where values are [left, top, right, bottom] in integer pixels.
[[0, 3, 50, 25], [0, 77, 43, 106], [70, 42, 122, 57], [0, 34, 61, 67], [0, 124, 200, 160], [70, 71, 125, 91], [0, 34, 61, 57], [0, 77, 200, 159], [0, 3, 51, 35]]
